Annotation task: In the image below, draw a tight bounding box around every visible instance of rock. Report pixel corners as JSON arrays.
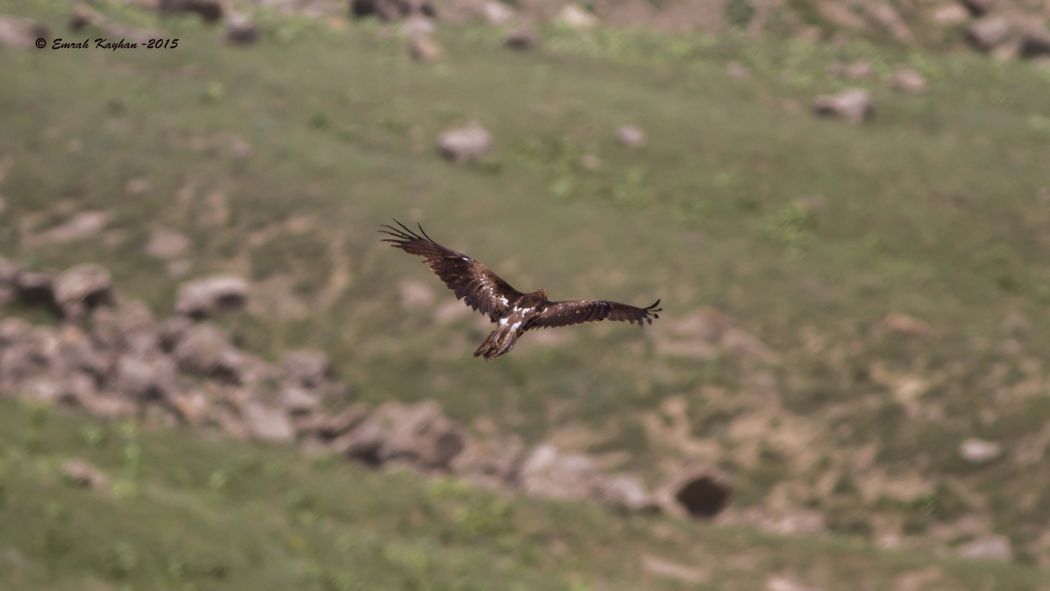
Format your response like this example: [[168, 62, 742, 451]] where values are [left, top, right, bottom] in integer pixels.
[[159, 0, 224, 22], [1019, 27, 1050, 59], [664, 468, 731, 518], [408, 33, 442, 63], [966, 16, 1012, 52], [351, 0, 434, 21], [828, 60, 873, 80], [436, 122, 492, 163], [519, 444, 602, 501], [504, 23, 539, 50], [957, 535, 1013, 561], [91, 299, 159, 354], [53, 264, 113, 319], [241, 401, 295, 443], [297, 404, 370, 440], [557, 4, 597, 29], [812, 88, 874, 124], [0, 16, 49, 50], [340, 401, 467, 469], [767, 577, 820, 591], [479, 0, 513, 25], [55, 325, 108, 378], [932, 4, 969, 26], [225, 12, 259, 45], [595, 474, 658, 512], [114, 353, 176, 401], [70, 1, 105, 30], [61, 459, 109, 490], [14, 270, 58, 312], [451, 435, 526, 488], [616, 125, 647, 148], [281, 350, 332, 388], [891, 67, 929, 93], [175, 275, 248, 318], [30, 211, 109, 246], [957, 0, 996, 17], [69, 1, 158, 43], [280, 385, 320, 416], [959, 438, 1002, 463], [171, 322, 243, 382], [145, 228, 190, 259]]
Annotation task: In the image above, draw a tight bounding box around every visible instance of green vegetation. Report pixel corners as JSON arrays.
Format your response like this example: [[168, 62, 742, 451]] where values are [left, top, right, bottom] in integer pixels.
[[2, 0, 1049, 585], [2, 399, 1047, 590]]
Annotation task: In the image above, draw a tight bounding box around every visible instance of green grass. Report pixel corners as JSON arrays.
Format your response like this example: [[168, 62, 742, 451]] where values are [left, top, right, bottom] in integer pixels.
[[2, 0, 1050, 575], [2, 399, 1047, 590]]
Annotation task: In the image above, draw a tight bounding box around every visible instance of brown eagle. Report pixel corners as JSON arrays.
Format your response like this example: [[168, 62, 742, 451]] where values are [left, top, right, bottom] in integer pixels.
[[380, 219, 662, 359]]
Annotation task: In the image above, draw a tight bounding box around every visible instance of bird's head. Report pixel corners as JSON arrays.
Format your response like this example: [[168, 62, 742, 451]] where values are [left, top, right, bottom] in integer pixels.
[[532, 288, 548, 299]]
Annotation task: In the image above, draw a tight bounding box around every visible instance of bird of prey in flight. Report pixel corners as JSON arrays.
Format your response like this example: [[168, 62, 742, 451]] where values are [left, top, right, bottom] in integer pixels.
[[380, 219, 662, 359]]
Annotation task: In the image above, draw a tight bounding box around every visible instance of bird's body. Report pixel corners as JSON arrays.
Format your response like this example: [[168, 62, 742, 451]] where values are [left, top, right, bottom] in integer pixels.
[[380, 220, 661, 359]]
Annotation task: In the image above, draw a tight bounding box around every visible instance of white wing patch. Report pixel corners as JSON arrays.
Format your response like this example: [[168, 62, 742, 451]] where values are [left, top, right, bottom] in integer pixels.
[[511, 321, 522, 331], [499, 318, 508, 326]]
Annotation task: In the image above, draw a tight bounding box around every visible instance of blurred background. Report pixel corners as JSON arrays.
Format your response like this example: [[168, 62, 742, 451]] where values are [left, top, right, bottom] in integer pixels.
[[1, 0, 1049, 589]]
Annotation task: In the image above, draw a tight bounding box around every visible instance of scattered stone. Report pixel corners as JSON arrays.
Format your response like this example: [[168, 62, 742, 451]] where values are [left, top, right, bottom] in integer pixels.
[[812, 88, 874, 124], [891, 67, 929, 93], [767, 576, 821, 591], [113, 353, 176, 401], [958, 0, 996, 18], [595, 474, 658, 512], [616, 125, 647, 148], [451, 435, 526, 488], [298, 404, 371, 440], [479, 0, 513, 25], [0, 16, 49, 50], [557, 4, 597, 29], [437, 122, 492, 163], [61, 459, 109, 490], [351, 0, 433, 21], [356, 401, 467, 469], [665, 468, 731, 518], [519, 444, 602, 501], [959, 438, 1002, 464], [281, 350, 332, 388], [932, 4, 970, 26], [241, 400, 296, 443], [504, 23, 539, 51], [53, 264, 113, 319], [280, 385, 320, 416], [146, 228, 191, 259], [172, 322, 242, 382], [1018, 27, 1050, 59], [400, 14, 434, 38], [957, 535, 1013, 561], [159, 0, 224, 22], [14, 270, 58, 311], [408, 33, 443, 62], [966, 16, 1012, 52], [175, 275, 248, 318], [225, 12, 259, 45]]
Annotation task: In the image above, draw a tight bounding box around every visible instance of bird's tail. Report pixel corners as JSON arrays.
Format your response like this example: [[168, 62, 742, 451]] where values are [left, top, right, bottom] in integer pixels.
[[474, 325, 518, 359]]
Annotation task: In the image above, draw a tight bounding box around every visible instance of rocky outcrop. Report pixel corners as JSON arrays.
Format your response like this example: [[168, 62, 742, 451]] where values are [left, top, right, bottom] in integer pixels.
[[1, 260, 668, 516]]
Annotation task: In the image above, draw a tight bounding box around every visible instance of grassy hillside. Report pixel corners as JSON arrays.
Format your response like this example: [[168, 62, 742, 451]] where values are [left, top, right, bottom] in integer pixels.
[[3, 399, 1048, 590], [2, 0, 1050, 580]]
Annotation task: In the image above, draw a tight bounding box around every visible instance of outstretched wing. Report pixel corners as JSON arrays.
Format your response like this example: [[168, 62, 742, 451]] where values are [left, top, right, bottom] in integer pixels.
[[380, 219, 523, 321], [529, 299, 662, 329]]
